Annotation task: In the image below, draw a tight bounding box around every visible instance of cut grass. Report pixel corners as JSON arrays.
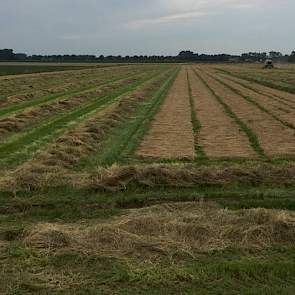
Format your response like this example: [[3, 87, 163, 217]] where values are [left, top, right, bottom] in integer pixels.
[[0, 69, 145, 119], [0, 70, 163, 170], [216, 67, 295, 94], [77, 67, 181, 169], [211, 74, 295, 130], [1, 244, 295, 294], [192, 68, 266, 159], [187, 70, 207, 159], [1, 185, 295, 294], [0, 71, 156, 144], [217, 72, 295, 109]]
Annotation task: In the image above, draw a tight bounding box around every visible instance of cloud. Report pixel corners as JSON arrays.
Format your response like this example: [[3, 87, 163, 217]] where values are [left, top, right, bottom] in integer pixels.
[[59, 35, 82, 40], [126, 10, 213, 29], [126, 0, 267, 29]]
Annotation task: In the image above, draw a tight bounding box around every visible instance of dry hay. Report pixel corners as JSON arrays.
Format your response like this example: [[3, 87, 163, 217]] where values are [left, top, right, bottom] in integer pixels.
[[1, 162, 295, 193], [24, 203, 295, 258], [137, 67, 195, 160], [0, 73, 143, 138], [10, 70, 172, 175], [189, 68, 256, 158], [196, 68, 295, 156], [0, 65, 139, 108]]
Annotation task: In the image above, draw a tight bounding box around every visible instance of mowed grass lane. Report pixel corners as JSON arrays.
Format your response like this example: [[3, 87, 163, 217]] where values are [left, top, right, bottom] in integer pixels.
[[195, 67, 295, 158], [216, 72, 295, 108], [188, 67, 256, 159], [0, 68, 159, 142], [76, 67, 180, 168], [215, 64, 295, 94], [0, 66, 148, 118], [205, 69, 295, 130], [137, 66, 195, 160], [0, 66, 169, 170], [0, 65, 129, 101]]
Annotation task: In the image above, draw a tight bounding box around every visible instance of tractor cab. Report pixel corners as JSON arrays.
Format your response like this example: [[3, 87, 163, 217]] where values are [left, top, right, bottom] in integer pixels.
[[263, 59, 274, 69]]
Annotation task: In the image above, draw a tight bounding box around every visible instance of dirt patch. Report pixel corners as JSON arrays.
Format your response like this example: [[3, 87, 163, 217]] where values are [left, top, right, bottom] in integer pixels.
[[137, 67, 195, 160], [24, 203, 295, 257], [189, 68, 256, 158]]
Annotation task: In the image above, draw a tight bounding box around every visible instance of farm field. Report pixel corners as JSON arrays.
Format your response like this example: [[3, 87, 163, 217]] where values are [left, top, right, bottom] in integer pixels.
[[1, 63, 295, 294], [0, 62, 105, 76]]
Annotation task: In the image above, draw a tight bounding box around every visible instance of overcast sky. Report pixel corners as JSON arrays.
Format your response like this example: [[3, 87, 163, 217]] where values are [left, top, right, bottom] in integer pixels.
[[0, 0, 294, 56]]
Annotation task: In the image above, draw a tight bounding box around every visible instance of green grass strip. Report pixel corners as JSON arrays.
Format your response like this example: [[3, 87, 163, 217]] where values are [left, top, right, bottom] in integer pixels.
[[211, 74, 295, 130], [192, 68, 266, 159], [187, 71, 207, 159], [0, 71, 163, 170], [0, 71, 142, 119], [77, 67, 180, 169]]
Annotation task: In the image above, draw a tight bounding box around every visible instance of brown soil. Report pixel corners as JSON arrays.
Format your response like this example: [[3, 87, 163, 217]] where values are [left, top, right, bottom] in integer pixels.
[[195, 68, 295, 157], [137, 67, 195, 160], [189, 68, 256, 158]]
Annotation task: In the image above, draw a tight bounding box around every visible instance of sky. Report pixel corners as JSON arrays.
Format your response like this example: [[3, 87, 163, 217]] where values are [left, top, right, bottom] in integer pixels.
[[0, 0, 294, 56]]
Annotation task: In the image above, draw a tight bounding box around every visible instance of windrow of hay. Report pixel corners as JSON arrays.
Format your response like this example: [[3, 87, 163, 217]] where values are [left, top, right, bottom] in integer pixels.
[[1, 163, 295, 193], [0, 65, 140, 107], [8, 70, 174, 178], [24, 203, 295, 257], [0, 69, 148, 139]]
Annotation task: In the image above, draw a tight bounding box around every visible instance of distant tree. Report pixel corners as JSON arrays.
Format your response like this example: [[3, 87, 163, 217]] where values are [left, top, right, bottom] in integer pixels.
[[289, 51, 295, 63], [0, 49, 14, 60], [178, 50, 195, 60], [269, 51, 283, 59]]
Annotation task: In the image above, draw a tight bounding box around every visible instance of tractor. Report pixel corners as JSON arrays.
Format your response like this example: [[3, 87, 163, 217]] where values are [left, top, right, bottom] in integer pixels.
[[263, 59, 274, 69]]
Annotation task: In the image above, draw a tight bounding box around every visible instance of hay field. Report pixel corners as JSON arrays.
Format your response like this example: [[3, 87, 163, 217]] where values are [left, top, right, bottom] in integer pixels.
[[1, 63, 295, 294]]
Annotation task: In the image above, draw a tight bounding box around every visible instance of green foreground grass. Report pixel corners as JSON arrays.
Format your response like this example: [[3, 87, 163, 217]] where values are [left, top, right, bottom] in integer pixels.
[[1, 184, 295, 294]]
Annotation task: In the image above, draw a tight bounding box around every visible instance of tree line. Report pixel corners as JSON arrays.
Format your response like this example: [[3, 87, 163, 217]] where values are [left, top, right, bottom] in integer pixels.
[[1, 48, 295, 63]]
